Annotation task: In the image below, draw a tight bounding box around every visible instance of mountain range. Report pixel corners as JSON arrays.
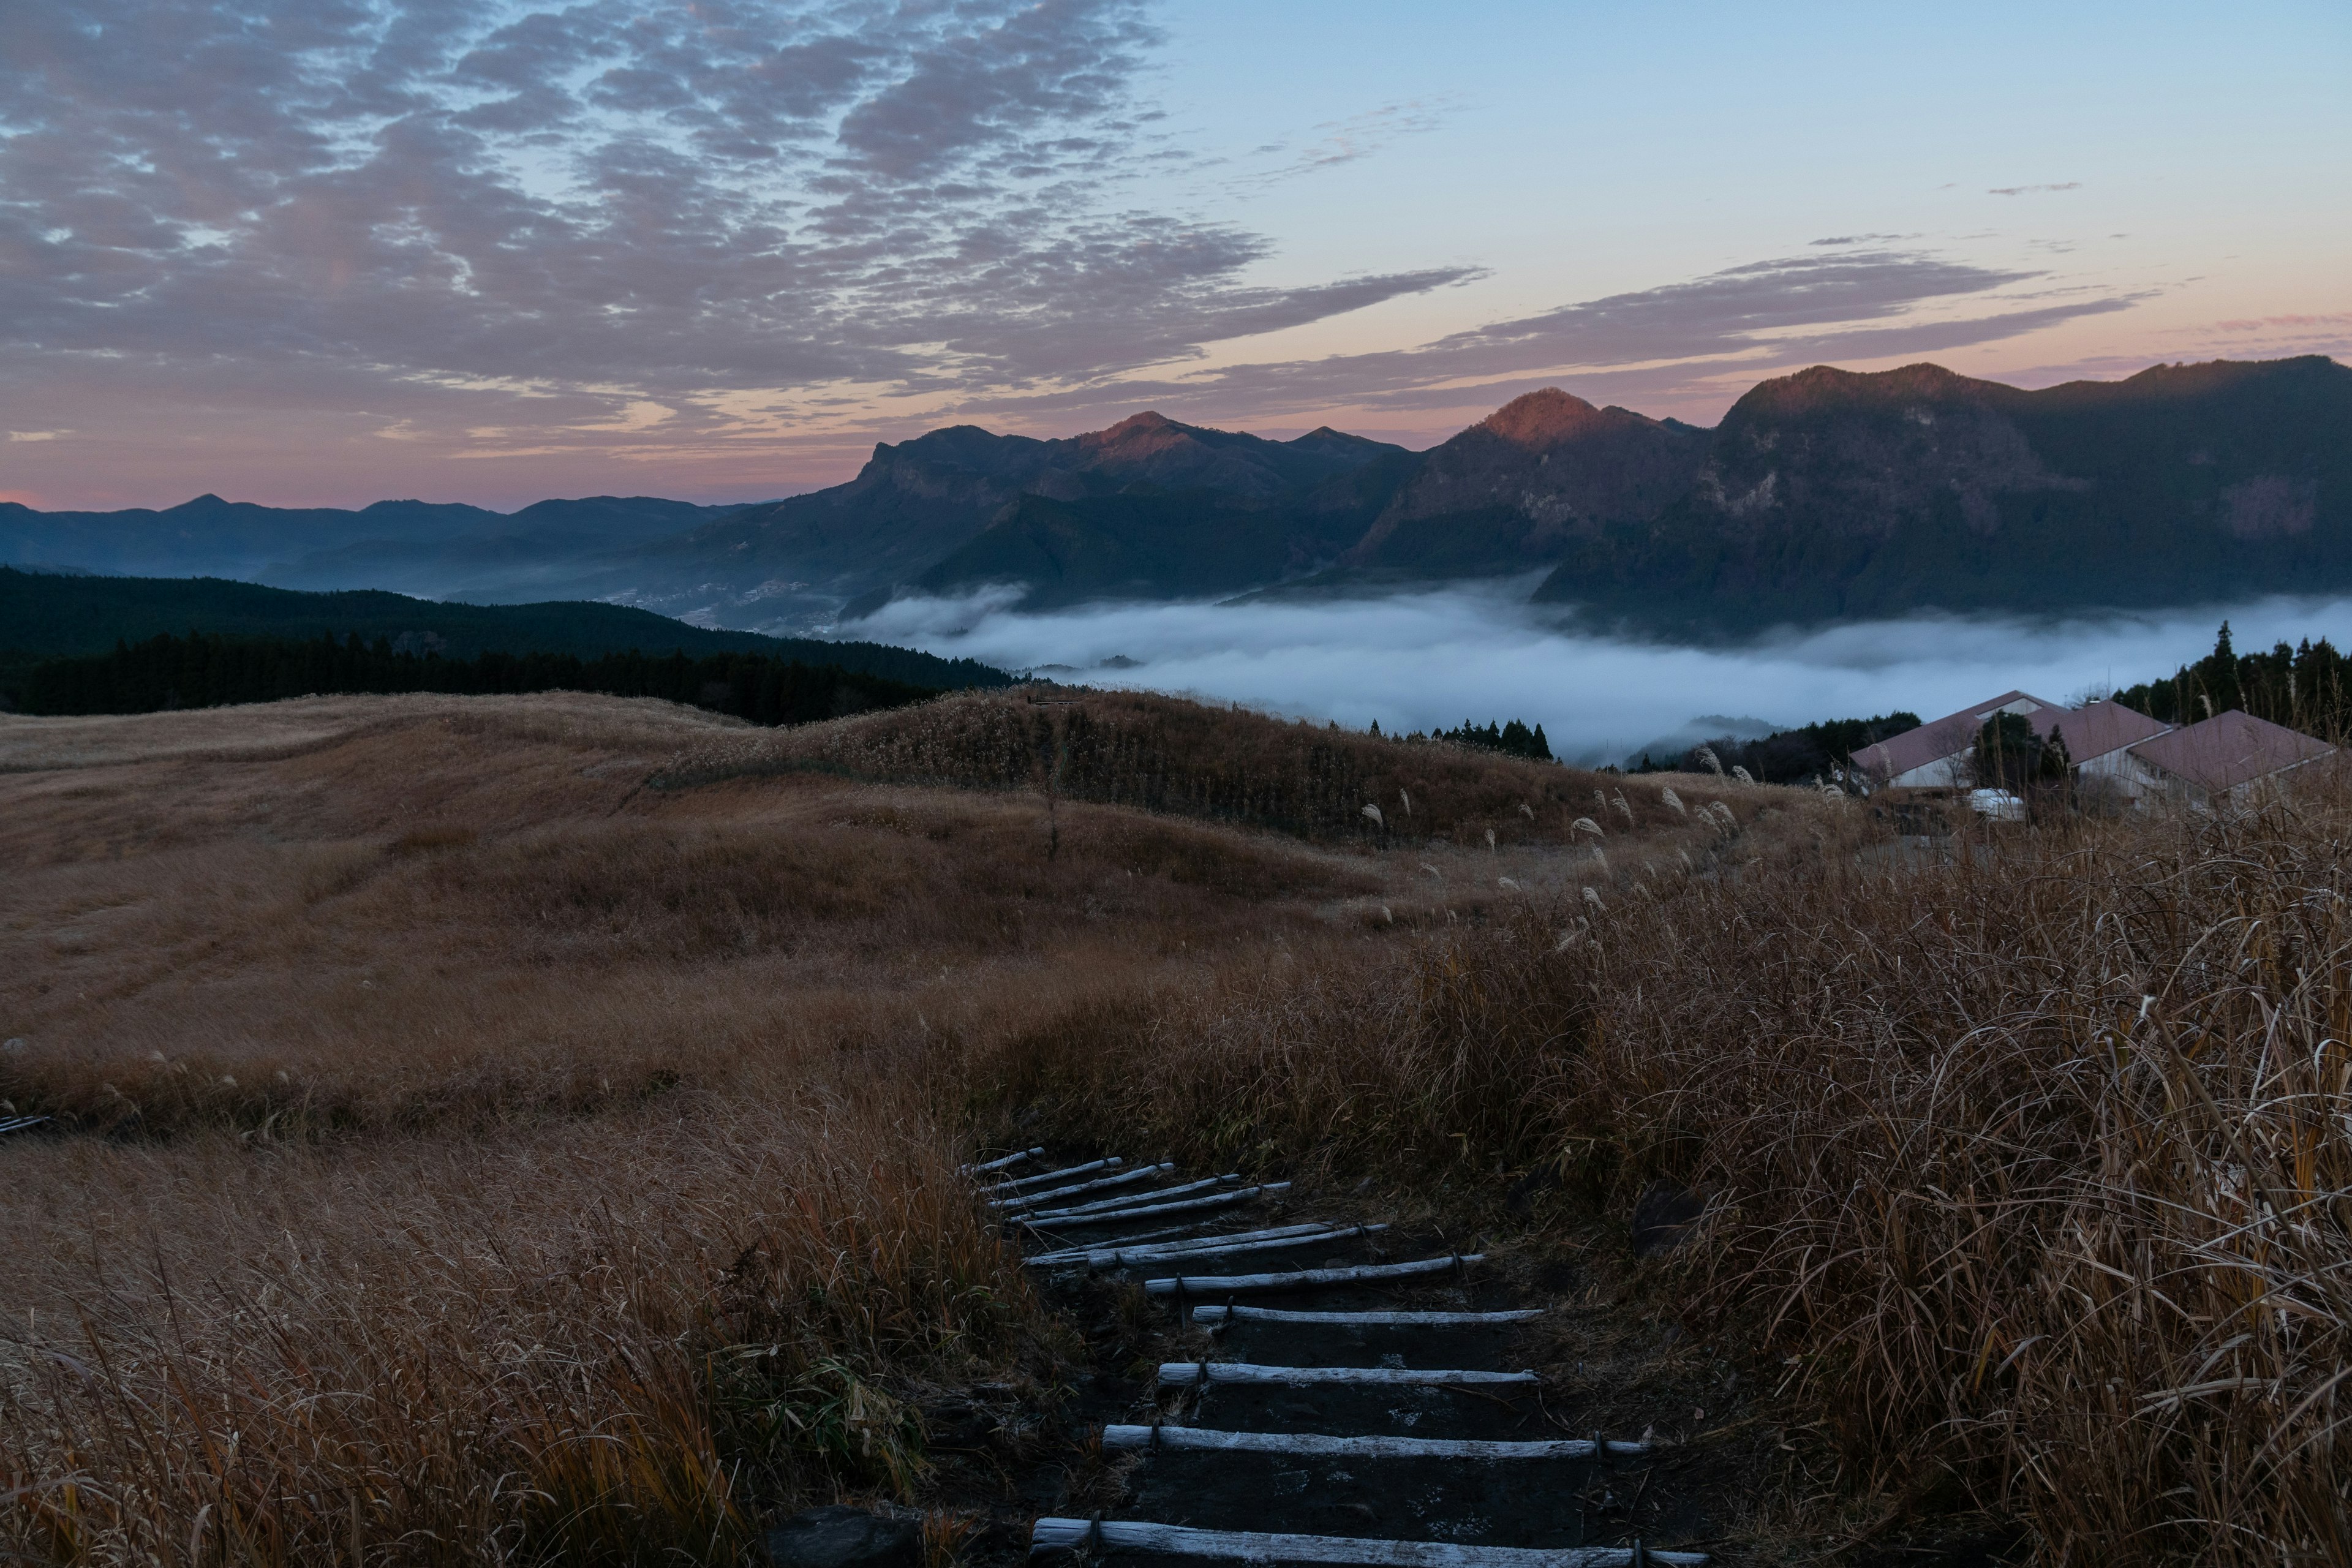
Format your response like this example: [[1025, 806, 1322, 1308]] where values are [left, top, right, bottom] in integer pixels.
[[4, 355, 2345, 639]]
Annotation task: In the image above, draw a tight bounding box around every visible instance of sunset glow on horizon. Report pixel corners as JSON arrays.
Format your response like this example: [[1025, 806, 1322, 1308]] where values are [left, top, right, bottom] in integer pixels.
[[2, 0, 2346, 513]]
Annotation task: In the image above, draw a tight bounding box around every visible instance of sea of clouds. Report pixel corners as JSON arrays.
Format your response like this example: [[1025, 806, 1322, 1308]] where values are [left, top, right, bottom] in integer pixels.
[[852, 582, 2352, 766]]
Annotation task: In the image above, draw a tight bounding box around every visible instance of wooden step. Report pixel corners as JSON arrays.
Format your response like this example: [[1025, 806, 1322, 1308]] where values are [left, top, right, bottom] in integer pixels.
[[1196, 1305, 1542, 1327], [1022, 1184, 1289, 1229], [1145, 1254, 1477, 1297], [1157, 1361, 1535, 1388], [1028, 1518, 1705, 1566], [1100, 1424, 1653, 1459]]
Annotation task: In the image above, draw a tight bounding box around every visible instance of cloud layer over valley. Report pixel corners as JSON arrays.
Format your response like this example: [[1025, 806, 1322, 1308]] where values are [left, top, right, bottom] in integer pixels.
[[855, 584, 2352, 764]]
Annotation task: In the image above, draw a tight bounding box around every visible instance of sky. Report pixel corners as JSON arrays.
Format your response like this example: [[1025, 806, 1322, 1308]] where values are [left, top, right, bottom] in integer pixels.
[[1, 0, 2346, 511]]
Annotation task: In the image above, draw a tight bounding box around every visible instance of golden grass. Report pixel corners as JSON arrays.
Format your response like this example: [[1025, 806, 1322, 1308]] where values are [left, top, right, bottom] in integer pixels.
[[20, 688, 2336, 1561], [981, 784, 2352, 1562], [7, 690, 1741, 1566]]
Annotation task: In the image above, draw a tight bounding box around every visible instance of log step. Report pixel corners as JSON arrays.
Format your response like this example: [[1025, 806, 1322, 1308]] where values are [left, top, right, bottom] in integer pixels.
[[1100, 1424, 1651, 1459], [1023, 1173, 1235, 1221], [993, 1163, 1175, 1212], [1195, 1306, 1543, 1327], [1028, 1520, 1704, 1567], [1022, 1184, 1289, 1229], [991, 1155, 1123, 1194], [1082, 1224, 1389, 1273], [1145, 1253, 1477, 1297], [1030, 1222, 1339, 1268], [962, 1147, 1042, 1175], [1158, 1361, 1536, 1388]]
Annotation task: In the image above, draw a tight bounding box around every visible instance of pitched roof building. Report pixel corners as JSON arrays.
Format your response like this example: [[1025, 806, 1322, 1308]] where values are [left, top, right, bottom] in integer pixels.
[[1851, 690, 2065, 788], [2125, 709, 2335, 802], [1853, 688, 2332, 805]]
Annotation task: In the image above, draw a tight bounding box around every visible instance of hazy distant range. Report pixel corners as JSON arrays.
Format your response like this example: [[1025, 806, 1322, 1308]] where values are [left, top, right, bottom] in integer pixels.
[[6, 356, 2347, 652]]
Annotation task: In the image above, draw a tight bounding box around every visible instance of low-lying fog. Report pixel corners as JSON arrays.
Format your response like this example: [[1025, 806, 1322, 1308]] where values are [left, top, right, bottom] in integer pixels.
[[854, 581, 2352, 766]]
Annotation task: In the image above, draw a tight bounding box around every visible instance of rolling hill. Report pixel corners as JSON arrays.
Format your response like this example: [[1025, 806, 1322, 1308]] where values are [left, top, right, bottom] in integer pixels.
[[0, 568, 1012, 697]]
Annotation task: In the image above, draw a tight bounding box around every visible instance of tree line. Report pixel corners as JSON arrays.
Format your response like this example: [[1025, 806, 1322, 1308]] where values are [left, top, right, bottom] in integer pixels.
[[2109, 622, 2350, 736], [1628, 712, 1921, 784], [10, 631, 942, 725]]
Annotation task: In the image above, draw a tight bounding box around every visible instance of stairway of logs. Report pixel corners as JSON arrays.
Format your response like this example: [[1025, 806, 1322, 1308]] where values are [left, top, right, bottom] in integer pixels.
[[968, 1148, 1717, 1568]]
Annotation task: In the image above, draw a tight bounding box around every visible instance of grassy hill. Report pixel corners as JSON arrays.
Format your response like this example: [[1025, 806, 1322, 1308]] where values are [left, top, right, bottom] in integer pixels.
[[0, 567, 1010, 701]]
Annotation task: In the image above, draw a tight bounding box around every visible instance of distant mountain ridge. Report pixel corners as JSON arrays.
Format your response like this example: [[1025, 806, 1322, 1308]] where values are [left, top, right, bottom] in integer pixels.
[[651, 410, 1415, 621], [6, 356, 2344, 638], [1531, 356, 2352, 634], [0, 492, 755, 599]]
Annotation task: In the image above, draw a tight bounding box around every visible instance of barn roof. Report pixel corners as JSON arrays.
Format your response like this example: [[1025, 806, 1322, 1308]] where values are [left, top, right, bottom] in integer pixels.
[[1852, 690, 2065, 780], [2042, 698, 2171, 764], [2127, 710, 2334, 793]]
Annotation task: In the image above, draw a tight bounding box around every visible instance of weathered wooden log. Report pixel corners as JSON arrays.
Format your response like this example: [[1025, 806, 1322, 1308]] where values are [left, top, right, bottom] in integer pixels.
[[1081, 1224, 1388, 1272], [1027, 1518, 1703, 1567], [1145, 1253, 1478, 1297], [1025, 1221, 1335, 1268], [990, 1162, 1174, 1212], [1099, 1425, 1652, 1458], [989, 1156, 1121, 1194], [1025, 1218, 1257, 1262], [1156, 1361, 1535, 1387], [1021, 1184, 1289, 1229], [1020, 1172, 1236, 1221], [961, 1147, 1043, 1175], [1194, 1305, 1545, 1327]]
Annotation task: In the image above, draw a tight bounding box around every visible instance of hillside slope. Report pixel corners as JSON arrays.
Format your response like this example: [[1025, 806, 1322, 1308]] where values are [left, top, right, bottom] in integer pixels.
[[0, 568, 1011, 690], [1532, 355, 2352, 635]]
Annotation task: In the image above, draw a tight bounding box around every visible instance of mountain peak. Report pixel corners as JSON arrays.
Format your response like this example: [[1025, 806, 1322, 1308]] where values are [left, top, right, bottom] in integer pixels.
[[1098, 410, 1180, 437], [1480, 388, 1608, 449]]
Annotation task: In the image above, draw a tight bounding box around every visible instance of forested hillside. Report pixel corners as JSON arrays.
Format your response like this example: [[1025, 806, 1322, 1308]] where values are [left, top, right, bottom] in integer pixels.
[[11, 631, 940, 725], [0, 568, 1010, 703]]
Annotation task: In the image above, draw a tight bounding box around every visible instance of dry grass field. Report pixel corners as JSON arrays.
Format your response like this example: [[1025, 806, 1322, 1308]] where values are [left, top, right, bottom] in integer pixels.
[[4, 687, 2345, 1565]]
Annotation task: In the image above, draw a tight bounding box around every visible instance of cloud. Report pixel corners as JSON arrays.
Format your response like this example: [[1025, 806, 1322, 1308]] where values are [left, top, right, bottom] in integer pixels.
[[1226, 97, 1457, 191], [851, 583, 2340, 764], [1988, 182, 2082, 196], [0, 0, 1461, 416], [943, 247, 2143, 428]]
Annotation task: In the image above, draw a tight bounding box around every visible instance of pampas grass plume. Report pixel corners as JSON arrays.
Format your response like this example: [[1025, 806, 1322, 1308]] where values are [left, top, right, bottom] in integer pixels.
[[1362, 803, 1384, 827], [1661, 787, 1686, 815]]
